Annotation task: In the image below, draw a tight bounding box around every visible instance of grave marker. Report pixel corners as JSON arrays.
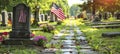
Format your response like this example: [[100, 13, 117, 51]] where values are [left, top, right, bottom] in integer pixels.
[[1, 10, 8, 26], [50, 13, 55, 22], [8, 12, 13, 24], [0, 14, 2, 22], [41, 14, 45, 21], [3, 3, 34, 45], [45, 14, 48, 21]]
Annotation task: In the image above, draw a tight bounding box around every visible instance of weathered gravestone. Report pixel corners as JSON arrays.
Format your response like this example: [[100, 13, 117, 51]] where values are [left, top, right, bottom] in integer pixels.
[[41, 14, 45, 21], [102, 32, 120, 37], [92, 15, 101, 22], [50, 13, 55, 22], [3, 3, 34, 45], [45, 14, 48, 21], [1, 10, 8, 26], [8, 12, 13, 24], [55, 15, 58, 21], [116, 12, 120, 19], [103, 12, 108, 20], [0, 14, 2, 22]]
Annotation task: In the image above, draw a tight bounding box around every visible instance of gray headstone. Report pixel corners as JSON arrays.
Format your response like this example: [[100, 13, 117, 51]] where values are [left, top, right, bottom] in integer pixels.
[[1, 10, 8, 26], [45, 14, 48, 21], [50, 13, 55, 22], [92, 15, 101, 22], [116, 12, 120, 19], [40, 14, 45, 21], [55, 15, 58, 21], [8, 12, 13, 23], [2, 3, 34, 45], [0, 14, 2, 22]]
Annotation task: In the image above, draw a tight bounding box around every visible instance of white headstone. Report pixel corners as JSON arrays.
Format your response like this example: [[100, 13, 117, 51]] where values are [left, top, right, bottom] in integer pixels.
[[8, 12, 13, 23], [0, 14, 2, 22], [41, 14, 45, 21], [1, 10, 8, 26]]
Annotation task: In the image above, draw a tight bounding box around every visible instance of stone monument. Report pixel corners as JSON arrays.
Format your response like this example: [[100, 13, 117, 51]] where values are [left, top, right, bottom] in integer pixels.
[[1, 10, 8, 26], [3, 3, 34, 45]]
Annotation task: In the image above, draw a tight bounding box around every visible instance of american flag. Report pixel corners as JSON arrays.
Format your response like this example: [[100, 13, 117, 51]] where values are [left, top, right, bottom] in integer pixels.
[[19, 10, 26, 23], [51, 3, 65, 20]]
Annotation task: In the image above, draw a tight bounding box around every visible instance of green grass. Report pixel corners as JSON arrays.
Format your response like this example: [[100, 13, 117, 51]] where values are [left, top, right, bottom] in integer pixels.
[[0, 20, 66, 54], [0, 45, 38, 54], [77, 19, 120, 54]]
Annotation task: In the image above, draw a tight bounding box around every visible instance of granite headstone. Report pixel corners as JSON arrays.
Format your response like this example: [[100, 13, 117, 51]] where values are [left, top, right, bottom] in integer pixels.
[[1, 10, 8, 26], [3, 3, 34, 45]]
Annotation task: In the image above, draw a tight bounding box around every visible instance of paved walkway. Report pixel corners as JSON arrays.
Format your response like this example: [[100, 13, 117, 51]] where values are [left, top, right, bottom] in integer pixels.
[[42, 19, 98, 54]]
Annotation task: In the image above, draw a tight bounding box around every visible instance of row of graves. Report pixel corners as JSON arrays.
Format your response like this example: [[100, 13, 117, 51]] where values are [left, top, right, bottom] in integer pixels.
[[77, 11, 120, 22], [84, 12, 120, 38], [0, 10, 59, 27]]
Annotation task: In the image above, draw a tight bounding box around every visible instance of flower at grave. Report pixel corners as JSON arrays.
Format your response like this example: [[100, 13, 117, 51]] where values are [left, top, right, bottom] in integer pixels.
[[2, 32, 8, 35], [0, 36, 3, 42], [30, 33, 35, 38], [33, 36, 47, 46], [2, 32, 9, 39]]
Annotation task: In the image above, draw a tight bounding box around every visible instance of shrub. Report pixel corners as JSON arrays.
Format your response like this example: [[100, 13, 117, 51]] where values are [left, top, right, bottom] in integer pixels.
[[57, 20, 62, 25], [33, 36, 47, 46], [42, 25, 55, 33]]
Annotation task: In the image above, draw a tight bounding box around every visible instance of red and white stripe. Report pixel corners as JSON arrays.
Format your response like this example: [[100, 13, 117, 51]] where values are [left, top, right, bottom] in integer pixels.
[[19, 10, 26, 23], [51, 7, 65, 20]]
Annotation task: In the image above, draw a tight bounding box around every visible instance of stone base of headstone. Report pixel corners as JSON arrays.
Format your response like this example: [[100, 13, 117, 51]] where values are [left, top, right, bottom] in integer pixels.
[[9, 31, 30, 38], [0, 24, 6, 26], [2, 31, 35, 45], [102, 32, 120, 37], [2, 38, 34, 45]]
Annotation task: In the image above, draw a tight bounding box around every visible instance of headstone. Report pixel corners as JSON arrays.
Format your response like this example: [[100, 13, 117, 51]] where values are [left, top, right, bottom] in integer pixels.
[[1, 10, 8, 26], [55, 15, 58, 21], [2, 3, 34, 45], [30, 14, 34, 24], [38, 14, 41, 22], [45, 14, 48, 21], [92, 15, 101, 22], [50, 13, 55, 22], [116, 12, 120, 19], [8, 12, 13, 24], [41, 14, 45, 21], [0, 14, 2, 22], [102, 32, 120, 37]]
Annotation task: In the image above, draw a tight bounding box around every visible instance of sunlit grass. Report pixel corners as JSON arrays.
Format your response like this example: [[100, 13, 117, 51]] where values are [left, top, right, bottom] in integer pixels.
[[77, 19, 120, 54], [0, 29, 11, 32]]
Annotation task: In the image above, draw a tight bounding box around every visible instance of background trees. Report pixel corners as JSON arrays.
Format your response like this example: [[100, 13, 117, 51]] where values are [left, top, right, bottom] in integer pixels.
[[79, 0, 120, 14], [0, 0, 69, 15]]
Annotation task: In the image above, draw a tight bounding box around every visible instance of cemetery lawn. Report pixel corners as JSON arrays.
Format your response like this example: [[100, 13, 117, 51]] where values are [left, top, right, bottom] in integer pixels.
[[0, 21, 66, 53], [77, 19, 120, 54], [0, 30, 54, 53]]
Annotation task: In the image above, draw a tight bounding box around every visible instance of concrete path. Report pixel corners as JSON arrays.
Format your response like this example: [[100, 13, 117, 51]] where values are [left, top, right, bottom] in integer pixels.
[[42, 19, 98, 54]]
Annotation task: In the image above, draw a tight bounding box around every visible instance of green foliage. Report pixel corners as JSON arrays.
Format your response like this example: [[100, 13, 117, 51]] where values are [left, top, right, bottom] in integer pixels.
[[0, 0, 69, 15], [57, 20, 62, 25], [70, 4, 81, 16], [42, 25, 55, 33], [108, 17, 116, 21], [0, 45, 37, 54]]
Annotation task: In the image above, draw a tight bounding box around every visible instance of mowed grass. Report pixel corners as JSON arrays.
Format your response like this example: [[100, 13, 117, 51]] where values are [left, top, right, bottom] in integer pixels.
[[76, 19, 120, 54], [0, 19, 68, 54]]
